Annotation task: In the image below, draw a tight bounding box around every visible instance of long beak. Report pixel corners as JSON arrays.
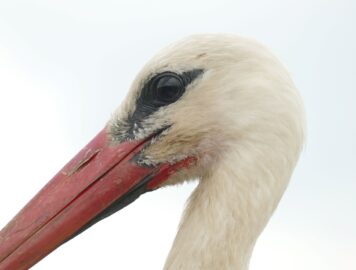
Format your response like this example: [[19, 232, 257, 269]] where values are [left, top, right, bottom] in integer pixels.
[[0, 128, 193, 270]]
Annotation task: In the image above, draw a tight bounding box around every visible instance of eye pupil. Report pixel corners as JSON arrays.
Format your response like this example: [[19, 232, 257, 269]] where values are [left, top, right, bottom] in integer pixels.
[[153, 74, 184, 103]]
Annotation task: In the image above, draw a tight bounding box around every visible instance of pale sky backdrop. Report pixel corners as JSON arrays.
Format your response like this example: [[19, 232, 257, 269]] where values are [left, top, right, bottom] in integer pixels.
[[0, 1, 355, 269]]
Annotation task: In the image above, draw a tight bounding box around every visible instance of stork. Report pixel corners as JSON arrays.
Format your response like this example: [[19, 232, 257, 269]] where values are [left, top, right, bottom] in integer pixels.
[[0, 34, 305, 270]]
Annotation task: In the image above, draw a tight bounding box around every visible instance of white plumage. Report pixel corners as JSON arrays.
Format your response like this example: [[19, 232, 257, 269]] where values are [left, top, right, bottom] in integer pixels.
[[110, 34, 305, 270]]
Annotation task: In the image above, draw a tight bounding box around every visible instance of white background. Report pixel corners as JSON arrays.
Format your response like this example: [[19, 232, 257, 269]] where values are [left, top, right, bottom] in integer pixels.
[[0, 1, 355, 269]]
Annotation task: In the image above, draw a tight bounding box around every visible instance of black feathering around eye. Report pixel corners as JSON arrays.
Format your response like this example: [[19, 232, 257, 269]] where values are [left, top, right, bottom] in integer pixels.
[[129, 69, 204, 123], [109, 69, 203, 142]]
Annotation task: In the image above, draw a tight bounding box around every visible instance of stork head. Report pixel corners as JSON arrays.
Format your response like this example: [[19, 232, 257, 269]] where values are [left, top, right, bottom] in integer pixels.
[[0, 34, 305, 270], [111, 34, 304, 182]]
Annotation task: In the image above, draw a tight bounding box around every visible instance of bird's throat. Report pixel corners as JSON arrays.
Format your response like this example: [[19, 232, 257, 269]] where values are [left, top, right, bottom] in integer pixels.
[[163, 147, 291, 270]]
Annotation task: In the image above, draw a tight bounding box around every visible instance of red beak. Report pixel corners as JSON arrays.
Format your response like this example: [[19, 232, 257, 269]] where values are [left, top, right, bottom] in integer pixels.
[[0, 128, 194, 270]]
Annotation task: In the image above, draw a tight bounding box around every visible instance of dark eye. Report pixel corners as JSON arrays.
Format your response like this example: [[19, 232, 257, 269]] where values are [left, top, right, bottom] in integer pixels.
[[130, 69, 202, 125], [150, 73, 184, 105]]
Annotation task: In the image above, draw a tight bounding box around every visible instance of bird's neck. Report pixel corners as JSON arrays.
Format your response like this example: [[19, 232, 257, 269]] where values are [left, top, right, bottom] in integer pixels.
[[164, 143, 295, 270]]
